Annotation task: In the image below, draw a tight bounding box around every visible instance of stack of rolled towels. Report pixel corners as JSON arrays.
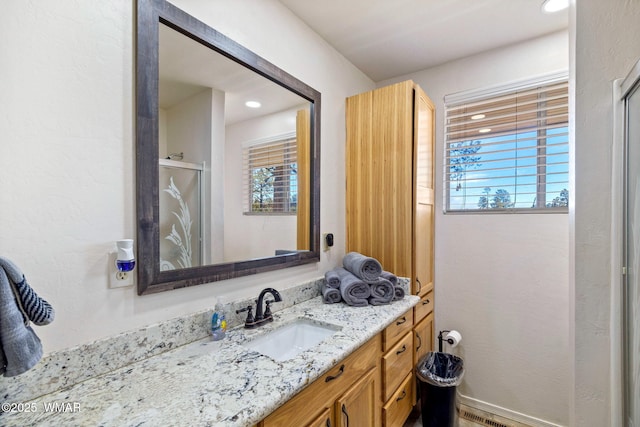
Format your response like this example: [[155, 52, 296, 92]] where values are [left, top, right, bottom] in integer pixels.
[[321, 252, 405, 306]]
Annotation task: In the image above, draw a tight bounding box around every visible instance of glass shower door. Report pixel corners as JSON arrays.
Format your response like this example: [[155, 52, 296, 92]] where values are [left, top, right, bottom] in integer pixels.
[[159, 160, 203, 270], [624, 63, 640, 427]]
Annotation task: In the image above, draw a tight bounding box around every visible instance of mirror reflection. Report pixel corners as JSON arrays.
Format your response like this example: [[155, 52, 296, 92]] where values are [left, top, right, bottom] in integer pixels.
[[158, 23, 312, 270], [135, 0, 320, 294]]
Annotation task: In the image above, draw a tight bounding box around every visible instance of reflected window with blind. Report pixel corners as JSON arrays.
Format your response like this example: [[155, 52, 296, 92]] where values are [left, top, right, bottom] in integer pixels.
[[444, 73, 569, 213], [243, 134, 298, 214]]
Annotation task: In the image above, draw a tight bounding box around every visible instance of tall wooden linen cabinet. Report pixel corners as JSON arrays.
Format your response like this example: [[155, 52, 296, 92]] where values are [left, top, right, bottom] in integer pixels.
[[346, 80, 435, 426]]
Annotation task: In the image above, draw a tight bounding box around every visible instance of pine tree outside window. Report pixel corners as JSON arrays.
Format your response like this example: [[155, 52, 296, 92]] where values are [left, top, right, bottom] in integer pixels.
[[243, 136, 298, 214]]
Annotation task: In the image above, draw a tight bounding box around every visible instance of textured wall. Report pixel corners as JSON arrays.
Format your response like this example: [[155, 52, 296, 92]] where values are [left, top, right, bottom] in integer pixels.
[[573, 1, 640, 425], [0, 0, 374, 353]]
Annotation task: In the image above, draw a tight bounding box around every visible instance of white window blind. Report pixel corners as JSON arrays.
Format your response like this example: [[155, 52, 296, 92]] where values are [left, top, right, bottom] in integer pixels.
[[242, 136, 298, 214], [444, 73, 569, 212]]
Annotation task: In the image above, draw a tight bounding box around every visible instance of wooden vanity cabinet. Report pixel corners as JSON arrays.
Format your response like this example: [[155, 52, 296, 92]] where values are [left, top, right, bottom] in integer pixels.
[[345, 79, 435, 299], [259, 335, 380, 427]]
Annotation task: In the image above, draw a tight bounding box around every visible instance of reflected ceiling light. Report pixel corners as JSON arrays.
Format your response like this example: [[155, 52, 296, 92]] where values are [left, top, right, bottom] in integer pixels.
[[541, 0, 569, 14], [245, 101, 261, 108], [478, 128, 491, 133], [471, 114, 485, 120]]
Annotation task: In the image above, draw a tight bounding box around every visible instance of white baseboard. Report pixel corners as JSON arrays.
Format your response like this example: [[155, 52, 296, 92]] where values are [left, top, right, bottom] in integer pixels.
[[458, 393, 566, 427]]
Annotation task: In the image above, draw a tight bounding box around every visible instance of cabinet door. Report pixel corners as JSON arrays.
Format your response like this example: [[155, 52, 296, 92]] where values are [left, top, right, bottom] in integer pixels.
[[413, 85, 435, 297], [307, 407, 333, 427], [335, 368, 378, 427], [414, 312, 434, 369]]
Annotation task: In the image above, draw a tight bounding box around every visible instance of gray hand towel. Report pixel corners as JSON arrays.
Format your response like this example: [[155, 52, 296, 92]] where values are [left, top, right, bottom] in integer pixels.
[[393, 285, 405, 301], [335, 267, 370, 307], [321, 282, 341, 304], [0, 267, 43, 377], [343, 252, 382, 283], [380, 270, 398, 286], [324, 269, 341, 289], [368, 277, 394, 306]]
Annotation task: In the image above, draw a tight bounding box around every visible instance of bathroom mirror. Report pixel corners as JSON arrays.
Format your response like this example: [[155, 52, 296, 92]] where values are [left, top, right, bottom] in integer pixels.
[[136, 0, 321, 294]]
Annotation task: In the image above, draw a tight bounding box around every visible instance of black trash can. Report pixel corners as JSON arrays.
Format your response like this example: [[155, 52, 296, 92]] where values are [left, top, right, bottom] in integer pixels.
[[416, 351, 464, 427]]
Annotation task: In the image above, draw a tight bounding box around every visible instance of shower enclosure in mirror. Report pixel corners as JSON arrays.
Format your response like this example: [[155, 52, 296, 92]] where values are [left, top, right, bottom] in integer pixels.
[[136, 0, 321, 294], [159, 159, 203, 270], [622, 57, 640, 427]]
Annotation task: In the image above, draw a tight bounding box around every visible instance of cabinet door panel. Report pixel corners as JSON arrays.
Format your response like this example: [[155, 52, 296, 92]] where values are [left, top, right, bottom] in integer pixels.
[[382, 373, 414, 427], [382, 332, 413, 402], [414, 312, 434, 369], [414, 291, 434, 324], [307, 407, 333, 427], [413, 86, 435, 297], [383, 310, 414, 352], [335, 368, 378, 427]]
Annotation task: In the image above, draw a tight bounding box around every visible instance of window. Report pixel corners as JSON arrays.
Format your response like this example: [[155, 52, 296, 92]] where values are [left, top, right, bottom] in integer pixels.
[[444, 73, 569, 212], [243, 135, 298, 214]]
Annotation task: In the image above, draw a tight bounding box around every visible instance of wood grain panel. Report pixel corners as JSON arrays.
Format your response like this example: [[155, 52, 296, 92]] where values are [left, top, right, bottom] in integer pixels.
[[346, 81, 414, 277], [297, 108, 311, 250], [261, 335, 380, 427], [335, 368, 378, 427], [413, 86, 435, 297], [382, 311, 414, 352], [414, 290, 434, 323], [381, 332, 413, 402], [414, 311, 434, 371], [382, 373, 414, 427]]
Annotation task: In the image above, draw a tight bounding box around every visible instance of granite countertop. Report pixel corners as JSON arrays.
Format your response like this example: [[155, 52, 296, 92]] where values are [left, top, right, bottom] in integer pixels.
[[2, 295, 419, 427]]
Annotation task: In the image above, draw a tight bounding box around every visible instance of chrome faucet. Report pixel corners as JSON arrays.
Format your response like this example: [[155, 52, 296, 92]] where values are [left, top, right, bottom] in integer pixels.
[[236, 287, 282, 329]]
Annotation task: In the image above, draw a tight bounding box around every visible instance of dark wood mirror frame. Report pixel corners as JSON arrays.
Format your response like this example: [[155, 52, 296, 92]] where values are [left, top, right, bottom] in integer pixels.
[[136, 0, 321, 295]]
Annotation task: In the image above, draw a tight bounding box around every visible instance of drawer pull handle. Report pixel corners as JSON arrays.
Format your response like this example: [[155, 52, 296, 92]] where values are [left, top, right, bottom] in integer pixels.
[[325, 364, 345, 382], [423, 299, 430, 305], [416, 277, 422, 294], [396, 345, 407, 355], [342, 403, 350, 427], [326, 418, 331, 427], [396, 317, 407, 325], [416, 333, 422, 351], [396, 390, 407, 402]]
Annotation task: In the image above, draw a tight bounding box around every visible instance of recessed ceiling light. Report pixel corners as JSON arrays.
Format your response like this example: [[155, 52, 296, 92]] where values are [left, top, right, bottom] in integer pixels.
[[478, 128, 492, 134], [245, 101, 261, 108], [541, 0, 569, 14], [471, 114, 486, 120]]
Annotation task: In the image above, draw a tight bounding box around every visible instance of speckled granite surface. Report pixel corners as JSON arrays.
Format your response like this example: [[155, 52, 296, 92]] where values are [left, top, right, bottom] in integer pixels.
[[1, 277, 416, 426]]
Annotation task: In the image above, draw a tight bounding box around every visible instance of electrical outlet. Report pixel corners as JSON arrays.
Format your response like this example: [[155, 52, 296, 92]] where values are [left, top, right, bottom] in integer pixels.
[[323, 233, 334, 251], [108, 252, 134, 288]]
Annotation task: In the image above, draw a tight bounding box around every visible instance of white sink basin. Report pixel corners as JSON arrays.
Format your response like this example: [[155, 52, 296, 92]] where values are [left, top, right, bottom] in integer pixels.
[[242, 318, 341, 361]]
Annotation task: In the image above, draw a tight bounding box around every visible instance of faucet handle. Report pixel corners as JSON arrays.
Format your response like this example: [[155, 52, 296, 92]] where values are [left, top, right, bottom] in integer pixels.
[[264, 300, 275, 318], [236, 305, 255, 327]]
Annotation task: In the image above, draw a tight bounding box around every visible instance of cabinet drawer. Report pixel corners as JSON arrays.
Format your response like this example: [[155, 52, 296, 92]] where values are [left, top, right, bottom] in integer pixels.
[[262, 335, 380, 427], [382, 372, 414, 427], [414, 290, 434, 323], [382, 332, 413, 402], [382, 311, 413, 352]]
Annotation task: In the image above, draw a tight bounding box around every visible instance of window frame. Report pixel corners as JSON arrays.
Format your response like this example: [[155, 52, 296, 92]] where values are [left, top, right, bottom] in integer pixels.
[[242, 132, 298, 215], [443, 71, 569, 214]]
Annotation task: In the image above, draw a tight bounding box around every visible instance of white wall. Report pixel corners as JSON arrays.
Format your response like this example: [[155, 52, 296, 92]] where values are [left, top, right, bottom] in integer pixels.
[[379, 31, 570, 425], [0, 0, 374, 353], [573, 1, 640, 426]]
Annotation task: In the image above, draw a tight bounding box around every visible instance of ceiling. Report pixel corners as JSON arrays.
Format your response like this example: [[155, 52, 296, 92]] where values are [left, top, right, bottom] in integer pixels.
[[278, 0, 569, 82]]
